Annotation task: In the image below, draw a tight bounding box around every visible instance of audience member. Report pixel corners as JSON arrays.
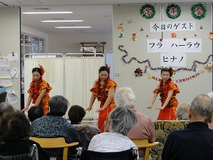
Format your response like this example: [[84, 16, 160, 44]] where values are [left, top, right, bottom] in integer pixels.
[[28, 105, 44, 122], [88, 107, 137, 152], [0, 102, 14, 144], [68, 105, 86, 124], [114, 87, 156, 158], [207, 92, 213, 129], [115, 87, 156, 141], [30, 95, 80, 159], [176, 102, 190, 120], [0, 102, 14, 118], [162, 94, 213, 160], [68, 105, 100, 149], [0, 110, 49, 159]]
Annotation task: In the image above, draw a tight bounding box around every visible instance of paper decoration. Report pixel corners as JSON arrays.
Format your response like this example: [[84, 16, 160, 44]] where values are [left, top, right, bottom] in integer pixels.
[[118, 44, 213, 72], [140, 4, 156, 19], [118, 23, 124, 31], [209, 32, 213, 40], [147, 70, 205, 83], [166, 4, 181, 19], [191, 3, 207, 20], [171, 33, 177, 38], [134, 68, 143, 77], [132, 33, 137, 41]]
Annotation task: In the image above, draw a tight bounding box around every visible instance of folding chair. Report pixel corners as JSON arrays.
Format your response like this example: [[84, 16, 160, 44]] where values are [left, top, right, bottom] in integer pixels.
[[29, 137, 79, 160], [131, 139, 159, 160], [0, 144, 39, 160], [76, 147, 138, 160]]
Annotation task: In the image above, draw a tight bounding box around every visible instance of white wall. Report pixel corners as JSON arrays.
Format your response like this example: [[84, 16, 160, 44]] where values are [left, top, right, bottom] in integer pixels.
[[47, 33, 112, 54], [113, 5, 212, 120], [0, 7, 21, 109]]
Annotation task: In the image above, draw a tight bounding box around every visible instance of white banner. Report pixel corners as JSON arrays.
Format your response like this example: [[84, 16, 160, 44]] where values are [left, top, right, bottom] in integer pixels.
[[147, 39, 201, 53], [161, 52, 186, 67], [150, 21, 195, 32]]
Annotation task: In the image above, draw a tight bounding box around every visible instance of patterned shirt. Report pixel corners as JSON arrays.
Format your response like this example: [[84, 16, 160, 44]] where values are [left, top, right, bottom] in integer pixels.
[[30, 115, 80, 158]]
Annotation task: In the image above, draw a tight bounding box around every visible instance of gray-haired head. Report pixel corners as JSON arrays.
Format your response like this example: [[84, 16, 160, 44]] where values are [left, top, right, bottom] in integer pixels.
[[108, 107, 137, 136], [115, 87, 136, 109], [176, 102, 190, 120], [190, 94, 213, 123], [48, 95, 69, 116], [0, 102, 14, 118]]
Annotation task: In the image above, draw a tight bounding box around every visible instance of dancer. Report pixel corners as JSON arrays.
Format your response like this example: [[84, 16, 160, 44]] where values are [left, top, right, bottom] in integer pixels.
[[22, 65, 52, 115], [147, 67, 180, 120], [86, 65, 117, 132]]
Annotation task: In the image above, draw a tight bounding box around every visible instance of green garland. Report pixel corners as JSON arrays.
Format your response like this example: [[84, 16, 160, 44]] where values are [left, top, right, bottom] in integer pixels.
[[166, 4, 181, 19], [140, 4, 155, 19], [191, 3, 207, 20]]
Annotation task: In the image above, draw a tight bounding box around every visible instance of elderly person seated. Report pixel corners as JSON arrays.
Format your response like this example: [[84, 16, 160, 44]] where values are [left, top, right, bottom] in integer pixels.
[[176, 102, 190, 120], [0, 110, 49, 159], [114, 87, 156, 158], [162, 94, 213, 160], [207, 92, 213, 129], [30, 95, 80, 159], [0, 102, 14, 144], [68, 105, 100, 149], [28, 105, 44, 122], [88, 107, 137, 152], [0, 102, 14, 118]]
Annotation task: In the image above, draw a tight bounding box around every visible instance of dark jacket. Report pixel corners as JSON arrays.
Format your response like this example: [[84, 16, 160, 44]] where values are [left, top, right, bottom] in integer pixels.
[[162, 122, 213, 160]]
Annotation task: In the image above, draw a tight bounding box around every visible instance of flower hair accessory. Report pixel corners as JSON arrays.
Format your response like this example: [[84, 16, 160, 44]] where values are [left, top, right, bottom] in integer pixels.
[[106, 64, 111, 74], [39, 65, 45, 76], [169, 67, 175, 76]]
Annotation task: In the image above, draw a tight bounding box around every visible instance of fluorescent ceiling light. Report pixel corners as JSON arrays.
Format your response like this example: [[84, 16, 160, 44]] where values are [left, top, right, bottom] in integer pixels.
[[41, 20, 83, 23], [22, 11, 73, 15], [55, 26, 91, 29]]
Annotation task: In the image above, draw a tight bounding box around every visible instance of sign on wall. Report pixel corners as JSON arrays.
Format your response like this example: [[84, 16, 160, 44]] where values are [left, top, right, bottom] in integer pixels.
[[147, 39, 202, 67], [150, 21, 195, 32], [147, 39, 202, 53]]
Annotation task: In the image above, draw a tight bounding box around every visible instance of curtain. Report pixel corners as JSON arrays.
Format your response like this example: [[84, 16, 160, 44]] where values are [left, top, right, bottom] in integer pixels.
[[24, 54, 104, 119], [24, 54, 64, 107], [64, 56, 104, 118]]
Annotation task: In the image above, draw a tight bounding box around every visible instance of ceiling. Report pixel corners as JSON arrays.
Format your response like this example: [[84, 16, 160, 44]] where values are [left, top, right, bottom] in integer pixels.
[[0, 0, 212, 34]]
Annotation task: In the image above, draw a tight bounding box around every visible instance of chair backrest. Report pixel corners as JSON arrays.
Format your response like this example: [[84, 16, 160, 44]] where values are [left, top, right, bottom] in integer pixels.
[[131, 139, 159, 160], [0, 144, 39, 160], [29, 137, 79, 160], [76, 147, 138, 160]]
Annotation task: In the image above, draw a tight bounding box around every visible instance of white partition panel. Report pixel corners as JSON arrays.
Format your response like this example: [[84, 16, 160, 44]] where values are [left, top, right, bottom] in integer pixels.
[[65, 53, 105, 118], [24, 53, 64, 108]]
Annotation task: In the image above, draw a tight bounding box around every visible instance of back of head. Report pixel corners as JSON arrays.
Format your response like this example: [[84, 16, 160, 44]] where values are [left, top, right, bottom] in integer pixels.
[[108, 107, 137, 136], [68, 105, 86, 124], [0, 102, 14, 118], [115, 87, 136, 109], [28, 105, 44, 122], [48, 95, 69, 116], [190, 94, 213, 122], [176, 102, 190, 120], [0, 110, 30, 142]]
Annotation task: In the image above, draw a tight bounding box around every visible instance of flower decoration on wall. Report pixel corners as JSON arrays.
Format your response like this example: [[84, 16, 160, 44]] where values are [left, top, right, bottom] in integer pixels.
[[166, 4, 181, 19], [191, 3, 207, 20], [140, 4, 156, 19], [134, 68, 143, 77], [204, 62, 213, 71]]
